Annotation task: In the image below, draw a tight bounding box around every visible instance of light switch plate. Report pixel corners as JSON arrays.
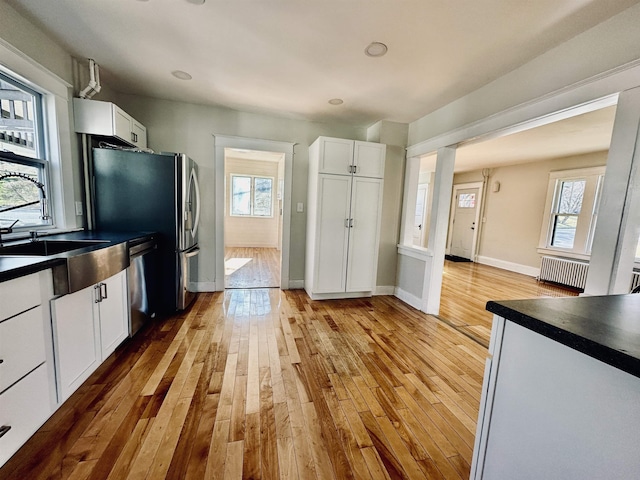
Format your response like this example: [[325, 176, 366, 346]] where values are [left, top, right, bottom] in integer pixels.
[[296, 202, 304, 213], [75, 201, 83, 216]]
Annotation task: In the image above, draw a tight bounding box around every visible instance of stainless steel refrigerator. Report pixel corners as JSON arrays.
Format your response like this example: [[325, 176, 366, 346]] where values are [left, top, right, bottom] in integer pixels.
[[91, 148, 201, 315]]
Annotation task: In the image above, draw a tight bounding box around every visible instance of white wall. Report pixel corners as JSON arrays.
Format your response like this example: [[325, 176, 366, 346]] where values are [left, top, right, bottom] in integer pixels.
[[454, 151, 608, 271], [224, 157, 280, 248]]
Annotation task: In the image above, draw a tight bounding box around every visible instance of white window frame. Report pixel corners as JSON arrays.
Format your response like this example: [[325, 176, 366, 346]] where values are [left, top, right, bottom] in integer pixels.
[[538, 166, 605, 258], [0, 71, 53, 231], [0, 41, 76, 235], [229, 174, 274, 218]]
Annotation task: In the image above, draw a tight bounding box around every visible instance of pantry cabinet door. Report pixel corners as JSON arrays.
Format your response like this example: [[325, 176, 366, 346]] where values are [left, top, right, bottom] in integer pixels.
[[313, 174, 352, 293], [346, 176, 383, 292]]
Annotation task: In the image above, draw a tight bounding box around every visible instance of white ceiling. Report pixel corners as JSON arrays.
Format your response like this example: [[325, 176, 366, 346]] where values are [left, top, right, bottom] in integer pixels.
[[7, 0, 638, 128]]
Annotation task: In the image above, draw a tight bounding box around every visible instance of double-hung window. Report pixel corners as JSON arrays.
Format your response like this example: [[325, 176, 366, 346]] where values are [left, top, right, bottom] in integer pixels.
[[230, 174, 273, 217], [0, 71, 51, 230], [539, 166, 605, 256]]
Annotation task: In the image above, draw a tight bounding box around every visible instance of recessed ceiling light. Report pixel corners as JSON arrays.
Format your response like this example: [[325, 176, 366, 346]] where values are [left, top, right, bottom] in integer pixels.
[[172, 70, 192, 80], [364, 42, 388, 57], [186, 0, 205, 4], [328, 98, 344, 106]]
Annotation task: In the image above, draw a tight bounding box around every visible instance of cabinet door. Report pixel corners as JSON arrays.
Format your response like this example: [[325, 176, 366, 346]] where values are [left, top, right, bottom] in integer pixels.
[[98, 270, 129, 359], [346, 177, 383, 292], [113, 105, 132, 143], [313, 174, 352, 293], [353, 141, 385, 178], [51, 286, 100, 401], [317, 137, 354, 176], [131, 119, 147, 148]]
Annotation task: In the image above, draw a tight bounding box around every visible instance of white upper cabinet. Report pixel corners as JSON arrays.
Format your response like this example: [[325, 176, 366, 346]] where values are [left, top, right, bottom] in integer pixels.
[[316, 136, 385, 178], [73, 98, 147, 148]]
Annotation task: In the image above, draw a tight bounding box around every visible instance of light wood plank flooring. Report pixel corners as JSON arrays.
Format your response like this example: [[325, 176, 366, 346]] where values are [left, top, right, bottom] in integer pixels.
[[225, 247, 280, 289], [1, 290, 486, 480], [439, 260, 578, 346]]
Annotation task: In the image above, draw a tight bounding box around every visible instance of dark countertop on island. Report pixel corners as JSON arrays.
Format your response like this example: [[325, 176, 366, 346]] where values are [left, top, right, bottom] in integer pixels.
[[487, 294, 640, 379], [0, 230, 155, 283]]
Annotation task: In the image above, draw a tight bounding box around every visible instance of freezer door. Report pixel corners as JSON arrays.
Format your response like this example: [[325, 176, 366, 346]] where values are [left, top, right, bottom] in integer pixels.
[[179, 155, 200, 251], [178, 245, 200, 310]]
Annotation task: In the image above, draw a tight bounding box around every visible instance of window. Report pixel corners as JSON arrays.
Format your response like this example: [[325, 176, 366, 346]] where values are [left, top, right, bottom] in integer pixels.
[[458, 193, 476, 208], [230, 175, 273, 217], [539, 167, 605, 256], [0, 71, 50, 230]]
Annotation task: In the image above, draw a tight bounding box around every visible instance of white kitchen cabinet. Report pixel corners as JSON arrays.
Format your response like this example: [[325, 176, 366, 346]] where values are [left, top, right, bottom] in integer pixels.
[[73, 98, 147, 148], [51, 270, 128, 401], [0, 270, 55, 468], [305, 136, 385, 299], [315, 136, 385, 178]]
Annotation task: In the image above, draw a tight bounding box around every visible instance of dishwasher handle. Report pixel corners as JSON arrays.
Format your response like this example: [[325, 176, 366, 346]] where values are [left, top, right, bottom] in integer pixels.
[[129, 240, 156, 259]]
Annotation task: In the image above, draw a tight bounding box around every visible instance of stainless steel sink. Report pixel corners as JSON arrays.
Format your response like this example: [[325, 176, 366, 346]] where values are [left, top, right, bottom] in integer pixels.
[[0, 239, 109, 256], [0, 238, 129, 295]]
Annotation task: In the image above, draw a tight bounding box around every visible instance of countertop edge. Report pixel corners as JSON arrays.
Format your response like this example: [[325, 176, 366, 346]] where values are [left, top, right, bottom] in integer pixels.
[[487, 299, 640, 380]]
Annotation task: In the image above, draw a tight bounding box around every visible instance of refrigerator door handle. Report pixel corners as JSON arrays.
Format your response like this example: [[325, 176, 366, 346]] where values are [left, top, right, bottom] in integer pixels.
[[189, 168, 201, 239], [185, 246, 200, 258]]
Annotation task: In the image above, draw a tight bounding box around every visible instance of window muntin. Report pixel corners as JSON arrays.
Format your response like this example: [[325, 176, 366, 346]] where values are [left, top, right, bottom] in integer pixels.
[[230, 174, 273, 217], [0, 72, 50, 230]]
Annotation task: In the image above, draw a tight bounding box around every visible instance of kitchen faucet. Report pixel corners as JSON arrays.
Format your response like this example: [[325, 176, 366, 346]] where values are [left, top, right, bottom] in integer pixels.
[[0, 171, 50, 246]]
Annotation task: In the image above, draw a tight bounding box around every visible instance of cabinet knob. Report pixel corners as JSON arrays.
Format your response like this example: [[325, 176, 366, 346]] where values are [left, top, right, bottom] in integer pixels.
[[0, 425, 11, 439]]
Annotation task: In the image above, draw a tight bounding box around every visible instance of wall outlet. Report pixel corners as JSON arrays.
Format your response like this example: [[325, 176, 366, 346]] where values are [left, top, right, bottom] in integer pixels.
[[75, 201, 83, 216]]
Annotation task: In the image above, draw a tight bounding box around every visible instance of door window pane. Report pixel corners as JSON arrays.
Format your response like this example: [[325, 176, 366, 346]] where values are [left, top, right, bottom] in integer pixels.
[[458, 193, 476, 208]]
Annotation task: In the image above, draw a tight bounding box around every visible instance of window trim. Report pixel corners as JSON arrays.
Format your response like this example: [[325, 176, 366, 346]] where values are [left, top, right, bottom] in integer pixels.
[[538, 166, 605, 257], [229, 173, 274, 218], [0, 71, 53, 230]]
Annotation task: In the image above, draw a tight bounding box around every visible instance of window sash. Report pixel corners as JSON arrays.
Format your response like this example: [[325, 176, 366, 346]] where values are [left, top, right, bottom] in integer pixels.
[[230, 174, 274, 217], [0, 71, 50, 230]]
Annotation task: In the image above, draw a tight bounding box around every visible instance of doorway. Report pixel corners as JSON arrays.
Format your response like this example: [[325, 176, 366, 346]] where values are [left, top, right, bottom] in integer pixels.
[[214, 135, 295, 291], [224, 148, 284, 288], [447, 183, 482, 261]]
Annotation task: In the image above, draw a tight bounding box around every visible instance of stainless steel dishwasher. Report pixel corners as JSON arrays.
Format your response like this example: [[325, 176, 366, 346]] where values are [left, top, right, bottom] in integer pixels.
[[128, 237, 158, 336]]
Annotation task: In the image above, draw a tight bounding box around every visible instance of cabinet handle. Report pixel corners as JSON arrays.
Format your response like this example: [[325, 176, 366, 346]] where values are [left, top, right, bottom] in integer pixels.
[[131, 132, 137, 143], [348, 165, 353, 174], [349, 218, 354, 228], [345, 219, 350, 228], [0, 425, 11, 439], [95, 284, 102, 303], [101, 282, 108, 300]]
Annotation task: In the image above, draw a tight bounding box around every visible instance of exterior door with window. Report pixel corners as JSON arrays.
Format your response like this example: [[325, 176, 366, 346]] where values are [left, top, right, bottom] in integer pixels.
[[450, 187, 479, 260]]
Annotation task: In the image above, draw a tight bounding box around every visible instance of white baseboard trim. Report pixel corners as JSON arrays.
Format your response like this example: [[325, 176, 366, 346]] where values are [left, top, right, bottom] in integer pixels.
[[190, 281, 217, 292], [476, 256, 540, 278], [288, 280, 305, 289], [374, 286, 395, 296], [394, 287, 422, 310]]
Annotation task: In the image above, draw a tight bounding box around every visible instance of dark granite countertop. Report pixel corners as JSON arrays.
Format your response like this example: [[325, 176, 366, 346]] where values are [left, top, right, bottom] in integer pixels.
[[0, 230, 155, 283], [487, 294, 640, 379]]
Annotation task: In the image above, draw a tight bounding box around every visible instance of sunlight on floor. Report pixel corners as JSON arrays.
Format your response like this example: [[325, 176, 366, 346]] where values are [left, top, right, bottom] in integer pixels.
[[225, 257, 252, 275]]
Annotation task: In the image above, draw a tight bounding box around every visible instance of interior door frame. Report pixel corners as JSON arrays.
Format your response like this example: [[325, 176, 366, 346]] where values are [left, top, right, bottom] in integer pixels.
[[213, 134, 295, 290], [447, 181, 483, 260]]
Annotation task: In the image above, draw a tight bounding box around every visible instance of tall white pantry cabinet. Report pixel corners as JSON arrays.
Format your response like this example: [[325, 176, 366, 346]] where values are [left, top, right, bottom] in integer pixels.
[[305, 136, 386, 299]]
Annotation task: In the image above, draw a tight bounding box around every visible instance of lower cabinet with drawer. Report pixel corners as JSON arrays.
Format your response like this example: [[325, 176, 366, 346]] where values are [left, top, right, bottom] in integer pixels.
[[0, 270, 55, 467]]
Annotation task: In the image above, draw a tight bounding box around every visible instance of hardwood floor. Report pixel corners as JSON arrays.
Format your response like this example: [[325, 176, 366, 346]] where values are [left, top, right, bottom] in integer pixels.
[[1, 290, 486, 480], [225, 247, 280, 289], [439, 260, 578, 346]]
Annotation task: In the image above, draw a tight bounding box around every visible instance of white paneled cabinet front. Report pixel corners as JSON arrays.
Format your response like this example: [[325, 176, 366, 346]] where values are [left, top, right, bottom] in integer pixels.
[[306, 136, 385, 299], [51, 270, 128, 401]]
